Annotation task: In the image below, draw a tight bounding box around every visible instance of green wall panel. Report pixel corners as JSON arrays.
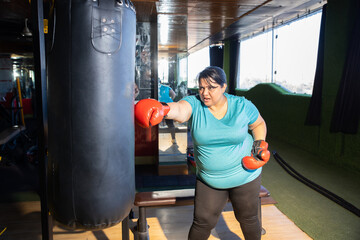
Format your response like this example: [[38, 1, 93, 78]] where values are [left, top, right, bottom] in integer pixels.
[[230, 0, 360, 173]]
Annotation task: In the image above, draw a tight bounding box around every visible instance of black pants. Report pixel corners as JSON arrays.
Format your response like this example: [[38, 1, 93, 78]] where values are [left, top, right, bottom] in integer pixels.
[[188, 174, 262, 240]]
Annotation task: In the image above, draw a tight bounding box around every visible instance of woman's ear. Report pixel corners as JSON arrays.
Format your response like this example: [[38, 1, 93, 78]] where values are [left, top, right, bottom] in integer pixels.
[[222, 83, 227, 93]]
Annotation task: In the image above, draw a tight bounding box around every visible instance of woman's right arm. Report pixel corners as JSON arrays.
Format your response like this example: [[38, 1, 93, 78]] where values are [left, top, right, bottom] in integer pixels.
[[166, 100, 192, 123]]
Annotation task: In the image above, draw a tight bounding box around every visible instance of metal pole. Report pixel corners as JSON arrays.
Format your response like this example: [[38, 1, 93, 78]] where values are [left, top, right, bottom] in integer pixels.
[[15, 77, 26, 127], [122, 215, 130, 240], [31, 0, 52, 239], [136, 207, 149, 240]]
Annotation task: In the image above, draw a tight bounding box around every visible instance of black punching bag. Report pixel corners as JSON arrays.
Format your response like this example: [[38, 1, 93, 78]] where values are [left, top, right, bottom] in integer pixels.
[[47, 0, 136, 229]]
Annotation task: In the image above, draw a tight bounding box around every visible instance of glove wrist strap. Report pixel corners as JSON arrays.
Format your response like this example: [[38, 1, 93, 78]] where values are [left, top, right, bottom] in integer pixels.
[[160, 102, 170, 117]]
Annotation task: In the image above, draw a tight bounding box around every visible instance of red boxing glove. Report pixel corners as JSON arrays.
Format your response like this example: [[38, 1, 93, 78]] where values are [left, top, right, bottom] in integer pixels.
[[135, 99, 170, 128], [242, 140, 270, 170]]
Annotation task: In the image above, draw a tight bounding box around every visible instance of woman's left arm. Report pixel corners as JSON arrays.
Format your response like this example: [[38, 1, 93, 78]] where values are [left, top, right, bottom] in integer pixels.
[[243, 114, 270, 170], [249, 114, 267, 141]]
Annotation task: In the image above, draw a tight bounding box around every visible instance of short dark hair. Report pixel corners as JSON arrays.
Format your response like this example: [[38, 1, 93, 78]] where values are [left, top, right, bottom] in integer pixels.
[[197, 66, 227, 87]]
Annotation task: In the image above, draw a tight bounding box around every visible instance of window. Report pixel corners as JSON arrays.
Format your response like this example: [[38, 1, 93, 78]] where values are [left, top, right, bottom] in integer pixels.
[[239, 10, 322, 94], [158, 58, 169, 83], [187, 46, 210, 88], [273, 12, 322, 94], [239, 30, 272, 90], [178, 57, 187, 83], [175, 57, 188, 100]]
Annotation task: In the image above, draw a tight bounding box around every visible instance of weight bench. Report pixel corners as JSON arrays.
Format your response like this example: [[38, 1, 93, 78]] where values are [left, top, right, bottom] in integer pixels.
[[132, 185, 270, 239], [0, 125, 26, 153], [0, 125, 26, 165], [0, 125, 25, 146]]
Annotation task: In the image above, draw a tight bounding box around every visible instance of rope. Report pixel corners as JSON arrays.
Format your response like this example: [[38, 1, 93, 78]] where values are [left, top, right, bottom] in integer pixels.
[[272, 151, 360, 217]]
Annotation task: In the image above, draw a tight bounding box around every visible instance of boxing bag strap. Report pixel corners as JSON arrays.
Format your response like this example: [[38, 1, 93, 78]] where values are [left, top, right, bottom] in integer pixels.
[[91, 0, 123, 54]]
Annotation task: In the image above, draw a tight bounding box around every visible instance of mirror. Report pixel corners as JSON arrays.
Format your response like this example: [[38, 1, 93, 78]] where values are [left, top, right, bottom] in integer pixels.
[[158, 55, 189, 175]]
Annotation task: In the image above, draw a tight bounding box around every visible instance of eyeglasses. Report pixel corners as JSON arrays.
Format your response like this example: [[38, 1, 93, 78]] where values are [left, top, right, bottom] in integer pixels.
[[198, 85, 218, 92]]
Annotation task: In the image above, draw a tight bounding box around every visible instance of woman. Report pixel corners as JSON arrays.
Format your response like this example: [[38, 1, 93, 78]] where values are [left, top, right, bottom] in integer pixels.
[[135, 66, 270, 240]]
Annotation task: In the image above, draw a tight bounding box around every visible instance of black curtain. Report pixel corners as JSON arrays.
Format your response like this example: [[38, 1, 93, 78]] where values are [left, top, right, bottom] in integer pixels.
[[228, 39, 240, 95], [330, 1, 360, 134], [209, 45, 223, 68], [305, 4, 327, 126]]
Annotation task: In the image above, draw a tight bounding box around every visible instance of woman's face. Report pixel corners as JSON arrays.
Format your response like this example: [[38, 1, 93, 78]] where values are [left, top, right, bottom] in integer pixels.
[[198, 78, 227, 107]]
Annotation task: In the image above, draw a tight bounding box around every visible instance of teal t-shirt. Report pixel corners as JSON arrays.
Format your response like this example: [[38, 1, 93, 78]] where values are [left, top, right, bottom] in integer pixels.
[[159, 85, 174, 103], [183, 93, 261, 189]]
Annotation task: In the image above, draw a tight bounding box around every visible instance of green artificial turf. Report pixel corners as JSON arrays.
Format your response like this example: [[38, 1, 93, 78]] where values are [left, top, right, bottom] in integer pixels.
[[262, 137, 360, 240]]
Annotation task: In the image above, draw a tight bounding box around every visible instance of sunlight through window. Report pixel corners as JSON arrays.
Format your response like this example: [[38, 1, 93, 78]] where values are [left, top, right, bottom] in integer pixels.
[[239, 10, 322, 94], [158, 58, 169, 83], [188, 47, 210, 88]]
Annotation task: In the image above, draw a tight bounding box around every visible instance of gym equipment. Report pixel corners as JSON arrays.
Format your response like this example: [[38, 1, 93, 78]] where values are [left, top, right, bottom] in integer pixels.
[[273, 151, 360, 217], [47, 0, 136, 229], [15, 77, 26, 127]]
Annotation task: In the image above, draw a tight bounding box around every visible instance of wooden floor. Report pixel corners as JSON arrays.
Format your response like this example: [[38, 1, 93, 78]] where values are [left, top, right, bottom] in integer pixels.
[[0, 200, 312, 240]]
